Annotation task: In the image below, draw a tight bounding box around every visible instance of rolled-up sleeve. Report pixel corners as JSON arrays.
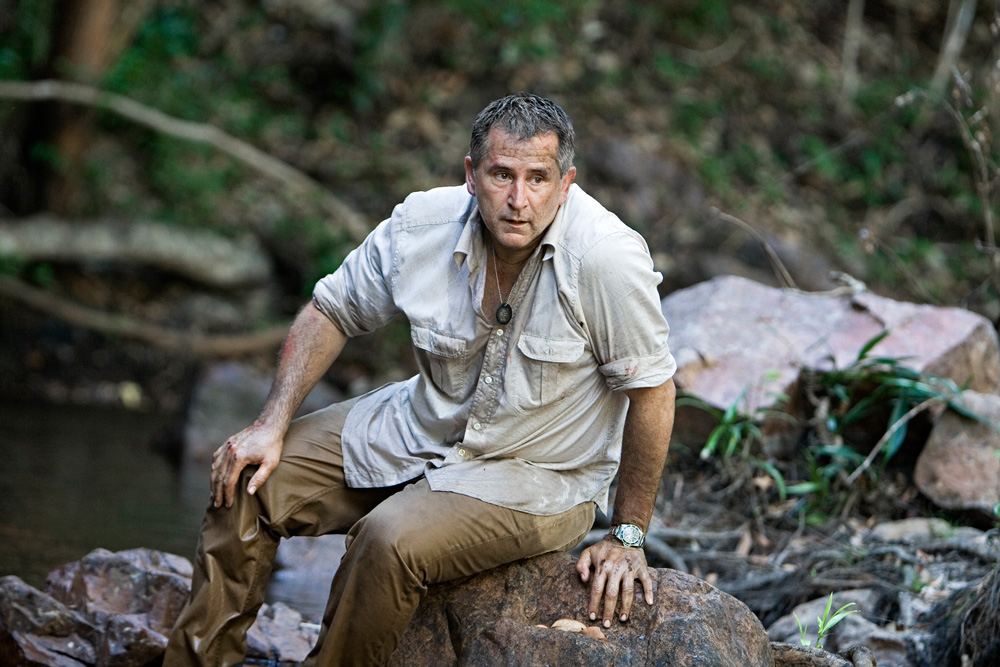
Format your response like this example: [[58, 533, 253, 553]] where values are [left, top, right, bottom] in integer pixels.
[[578, 227, 676, 391], [313, 211, 399, 337]]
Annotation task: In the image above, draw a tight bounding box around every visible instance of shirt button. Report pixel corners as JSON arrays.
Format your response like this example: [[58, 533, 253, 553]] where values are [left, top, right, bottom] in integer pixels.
[[496, 329, 504, 337], [484, 376, 493, 385], [458, 448, 468, 457], [473, 423, 482, 431]]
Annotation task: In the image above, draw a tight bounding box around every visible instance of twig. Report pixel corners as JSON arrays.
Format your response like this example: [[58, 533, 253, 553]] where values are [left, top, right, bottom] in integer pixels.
[[710, 208, 797, 289], [0, 79, 369, 244], [846, 396, 943, 484], [0, 275, 288, 357], [839, 0, 865, 114], [643, 535, 689, 573], [931, 0, 977, 96]]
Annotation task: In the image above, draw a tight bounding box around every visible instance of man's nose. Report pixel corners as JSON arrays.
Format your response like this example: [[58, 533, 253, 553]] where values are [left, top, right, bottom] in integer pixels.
[[508, 179, 528, 210]]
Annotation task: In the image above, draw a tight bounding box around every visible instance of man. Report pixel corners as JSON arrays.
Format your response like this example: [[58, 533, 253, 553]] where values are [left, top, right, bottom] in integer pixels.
[[164, 92, 676, 667]]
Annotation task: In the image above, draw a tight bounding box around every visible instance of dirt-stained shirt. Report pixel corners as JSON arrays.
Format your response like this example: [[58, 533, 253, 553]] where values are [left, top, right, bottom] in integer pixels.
[[312, 183, 676, 515]]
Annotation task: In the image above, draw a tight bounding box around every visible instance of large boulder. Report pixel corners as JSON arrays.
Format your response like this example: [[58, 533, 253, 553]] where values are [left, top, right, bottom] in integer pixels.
[[389, 551, 774, 666], [914, 390, 1000, 518], [661, 276, 1000, 452]]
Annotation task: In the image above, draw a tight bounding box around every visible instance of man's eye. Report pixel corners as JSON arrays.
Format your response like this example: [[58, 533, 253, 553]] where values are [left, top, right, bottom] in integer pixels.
[[531, 176, 544, 185]]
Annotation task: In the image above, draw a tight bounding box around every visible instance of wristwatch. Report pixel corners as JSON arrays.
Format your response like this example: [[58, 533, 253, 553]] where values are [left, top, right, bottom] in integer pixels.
[[611, 523, 645, 548]]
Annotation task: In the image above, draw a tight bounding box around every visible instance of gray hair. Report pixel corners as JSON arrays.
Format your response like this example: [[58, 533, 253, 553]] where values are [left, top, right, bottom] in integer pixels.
[[469, 92, 575, 175]]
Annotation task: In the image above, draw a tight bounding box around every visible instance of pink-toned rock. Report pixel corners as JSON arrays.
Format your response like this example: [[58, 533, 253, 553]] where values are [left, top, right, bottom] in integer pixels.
[[914, 391, 1000, 517], [661, 276, 1000, 451]]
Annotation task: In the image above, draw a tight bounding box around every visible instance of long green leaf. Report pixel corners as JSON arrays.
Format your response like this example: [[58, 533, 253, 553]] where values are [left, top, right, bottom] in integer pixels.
[[857, 330, 891, 360]]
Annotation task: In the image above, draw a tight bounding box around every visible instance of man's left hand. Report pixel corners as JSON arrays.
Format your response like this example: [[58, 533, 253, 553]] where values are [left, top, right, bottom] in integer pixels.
[[575, 536, 654, 628]]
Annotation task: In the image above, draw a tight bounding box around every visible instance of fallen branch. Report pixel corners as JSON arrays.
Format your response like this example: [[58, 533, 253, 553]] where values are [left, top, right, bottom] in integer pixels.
[[0, 78, 370, 244], [0, 215, 272, 289], [0, 274, 288, 357]]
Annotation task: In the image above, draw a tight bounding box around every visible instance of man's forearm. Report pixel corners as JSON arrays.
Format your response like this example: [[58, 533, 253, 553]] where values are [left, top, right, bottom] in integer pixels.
[[257, 301, 349, 432], [611, 379, 676, 530]]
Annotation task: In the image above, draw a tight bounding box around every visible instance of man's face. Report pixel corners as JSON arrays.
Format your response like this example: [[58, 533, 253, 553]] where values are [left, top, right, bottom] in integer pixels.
[[465, 128, 576, 260]]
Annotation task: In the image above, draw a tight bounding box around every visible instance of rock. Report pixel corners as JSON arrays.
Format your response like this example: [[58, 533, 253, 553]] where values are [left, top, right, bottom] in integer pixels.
[[768, 591, 915, 667], [44, 548, 192, 636], [0, 575, 97, 666], [770, 642, 878, 666], [183, 361, 343, 463], [661, 275, 1000, 454], [246, 602, 319, 663], [867, 517, 954, 543], [96, 614, 168, 667], [389, 551, 774, 666], [914, 390, 1000, 518]]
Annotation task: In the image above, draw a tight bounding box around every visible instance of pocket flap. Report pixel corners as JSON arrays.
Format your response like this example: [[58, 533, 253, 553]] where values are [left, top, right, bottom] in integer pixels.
[[517, 334, 585, 363], [411, 326, 467, 358]]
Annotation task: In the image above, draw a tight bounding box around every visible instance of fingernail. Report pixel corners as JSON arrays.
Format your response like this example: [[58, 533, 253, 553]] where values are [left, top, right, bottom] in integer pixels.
[[590, 612, 596, 621], [620, 614, 628, 621], [603, 619, 611, 628]]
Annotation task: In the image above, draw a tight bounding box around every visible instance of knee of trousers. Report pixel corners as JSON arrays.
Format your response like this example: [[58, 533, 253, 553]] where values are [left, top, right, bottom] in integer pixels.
[[345, 506, 430, 583]]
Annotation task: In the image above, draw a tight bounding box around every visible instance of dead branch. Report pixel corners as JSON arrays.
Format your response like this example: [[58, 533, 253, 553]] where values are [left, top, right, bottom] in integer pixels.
[[845, 396, 944, 484], [931, 0, 977, 96], [0, 274, 288, 357], [839, 0, 865, 115], [0, 215, 272, 289], [710, 207, 798, 289], [0, 78, 370, 244]]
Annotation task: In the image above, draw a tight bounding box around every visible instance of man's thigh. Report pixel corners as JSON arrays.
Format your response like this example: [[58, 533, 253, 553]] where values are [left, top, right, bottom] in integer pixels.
[[350, 478, 596, 584]]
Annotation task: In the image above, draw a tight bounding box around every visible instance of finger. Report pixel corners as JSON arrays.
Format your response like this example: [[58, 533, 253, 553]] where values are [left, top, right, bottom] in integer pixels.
[[619, 571, 636, 621], [211, 452, 226, 508], [638, 567, 655, 605], [588, 560, 609, 622], [247, 460, 275, 496], [211, 441, 233, 507], [576, 550, 593, 582], [602, 562, 624, 628], [223, 443, 243, 508]]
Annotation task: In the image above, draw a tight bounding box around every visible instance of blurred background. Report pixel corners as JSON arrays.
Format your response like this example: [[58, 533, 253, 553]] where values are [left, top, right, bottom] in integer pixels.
[[0, 0, 998, 591]]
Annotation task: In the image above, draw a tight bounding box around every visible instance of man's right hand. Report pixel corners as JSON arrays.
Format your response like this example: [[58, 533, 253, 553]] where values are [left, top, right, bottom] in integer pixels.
[[210, 421, 284, 508]]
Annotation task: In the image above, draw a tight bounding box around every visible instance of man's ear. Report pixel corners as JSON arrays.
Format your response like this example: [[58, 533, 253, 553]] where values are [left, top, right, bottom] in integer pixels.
[[559, 166, 577, 204], [464, 155, 476, 196]]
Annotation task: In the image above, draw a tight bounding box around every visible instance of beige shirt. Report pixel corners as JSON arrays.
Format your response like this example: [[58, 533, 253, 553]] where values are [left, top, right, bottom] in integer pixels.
[[313, 184, 676, 515]]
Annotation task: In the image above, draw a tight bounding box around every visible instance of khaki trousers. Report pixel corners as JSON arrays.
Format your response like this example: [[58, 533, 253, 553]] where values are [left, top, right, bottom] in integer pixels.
[[163, 401, 596, 667]]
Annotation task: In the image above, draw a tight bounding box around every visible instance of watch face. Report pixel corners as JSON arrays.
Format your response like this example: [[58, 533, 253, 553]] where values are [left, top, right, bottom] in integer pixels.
[[617, 524, 642, 546]]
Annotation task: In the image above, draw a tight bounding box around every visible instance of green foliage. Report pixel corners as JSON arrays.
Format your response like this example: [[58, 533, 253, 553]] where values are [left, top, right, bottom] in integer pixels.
[[814, 330, 976, 465], [0, 0, 53, 79], [677, 387, 791, 501], [794, 594, 859, 650]]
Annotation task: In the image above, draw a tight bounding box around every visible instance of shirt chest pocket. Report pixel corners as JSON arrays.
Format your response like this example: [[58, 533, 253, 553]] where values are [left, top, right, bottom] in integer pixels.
[[510, 333, 586, 412], [411, 326, 469, 398]]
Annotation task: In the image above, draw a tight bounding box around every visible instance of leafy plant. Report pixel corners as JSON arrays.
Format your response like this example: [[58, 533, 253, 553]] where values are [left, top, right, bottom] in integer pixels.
[[812, 330, 979, 478], [794, 594, 858, 650], [677, 386, 792, 500]]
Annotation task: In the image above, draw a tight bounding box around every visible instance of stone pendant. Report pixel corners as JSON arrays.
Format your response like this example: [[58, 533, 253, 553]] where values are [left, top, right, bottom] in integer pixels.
[[496, 302, 513, 325]]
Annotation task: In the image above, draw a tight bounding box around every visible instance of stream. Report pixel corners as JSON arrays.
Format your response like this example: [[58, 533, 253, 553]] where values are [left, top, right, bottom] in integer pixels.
[[0, 399, 331, 620], [0, 400, 205, 588]]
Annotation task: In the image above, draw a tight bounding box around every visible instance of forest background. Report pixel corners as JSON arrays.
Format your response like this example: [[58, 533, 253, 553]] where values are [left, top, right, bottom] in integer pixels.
[[0, 0, 998, 404]]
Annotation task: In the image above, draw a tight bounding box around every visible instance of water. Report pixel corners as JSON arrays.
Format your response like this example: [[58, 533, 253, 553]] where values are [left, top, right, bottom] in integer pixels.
[[0, 399, 336, 622], [0, 400, 207, 588]]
